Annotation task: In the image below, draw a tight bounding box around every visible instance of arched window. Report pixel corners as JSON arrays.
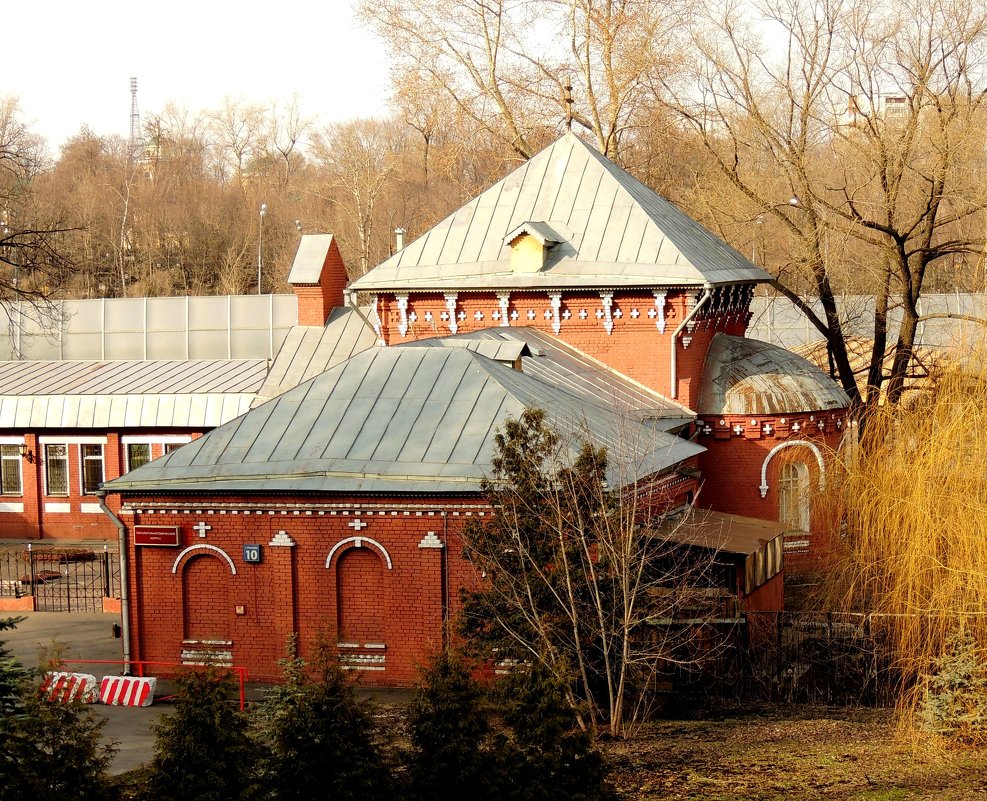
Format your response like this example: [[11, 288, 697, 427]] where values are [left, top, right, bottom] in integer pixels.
[[778, 461, 811, 532]]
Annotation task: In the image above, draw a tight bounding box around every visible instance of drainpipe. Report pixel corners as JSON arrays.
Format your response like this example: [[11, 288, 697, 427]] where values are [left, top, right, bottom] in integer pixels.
[[96, 490, 131, 675], [670, 283, 713, 399], [344, 287, 380, 337]]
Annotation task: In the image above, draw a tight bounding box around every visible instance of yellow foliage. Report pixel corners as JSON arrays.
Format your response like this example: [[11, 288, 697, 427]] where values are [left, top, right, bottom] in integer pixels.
[[819, 342, 987, 733]]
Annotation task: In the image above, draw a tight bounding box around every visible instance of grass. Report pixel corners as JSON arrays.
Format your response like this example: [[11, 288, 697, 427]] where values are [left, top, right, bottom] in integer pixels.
[[602, 704, 987, 800]]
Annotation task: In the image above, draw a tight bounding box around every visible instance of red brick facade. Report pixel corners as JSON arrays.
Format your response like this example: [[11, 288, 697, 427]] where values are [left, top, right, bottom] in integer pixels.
[[0, 431, 201, 541], [695, 411, 847, 572], [373, 286, 751, 410]]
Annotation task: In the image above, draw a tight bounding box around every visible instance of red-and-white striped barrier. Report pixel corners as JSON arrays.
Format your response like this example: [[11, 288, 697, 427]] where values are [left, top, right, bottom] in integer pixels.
[[99, 675, 156, 707], [40, 671, 99, 703]]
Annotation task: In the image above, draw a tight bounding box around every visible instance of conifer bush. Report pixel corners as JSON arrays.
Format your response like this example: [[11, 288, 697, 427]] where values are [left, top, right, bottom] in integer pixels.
[[143, 669, 258, 801], [498, 665, 614, 801], [254, 638, 392, 801], [406, 650, 504, 801], [918, 632, 987, 746], [0, 619, 114, 801]]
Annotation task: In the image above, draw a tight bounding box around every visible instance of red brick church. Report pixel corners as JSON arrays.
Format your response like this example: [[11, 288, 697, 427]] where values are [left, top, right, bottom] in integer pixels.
[[99, 134, 848, 683]]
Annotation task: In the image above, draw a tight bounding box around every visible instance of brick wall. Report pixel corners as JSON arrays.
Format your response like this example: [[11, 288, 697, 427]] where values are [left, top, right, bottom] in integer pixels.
[[119, 472, 698, 685], [0, 431, 202, 542], [374, 288, 751, 408], [695, 411, 848, 573]]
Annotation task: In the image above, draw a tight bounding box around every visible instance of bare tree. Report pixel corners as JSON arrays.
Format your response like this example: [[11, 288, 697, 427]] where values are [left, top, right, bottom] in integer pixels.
[[666, 0, 987, 410], [358, 0, 686, 164], [461, 409, 731, 737]]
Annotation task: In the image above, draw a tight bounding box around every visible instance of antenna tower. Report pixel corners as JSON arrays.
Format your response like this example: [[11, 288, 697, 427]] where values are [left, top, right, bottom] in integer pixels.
[[128, 77, 142, 166]]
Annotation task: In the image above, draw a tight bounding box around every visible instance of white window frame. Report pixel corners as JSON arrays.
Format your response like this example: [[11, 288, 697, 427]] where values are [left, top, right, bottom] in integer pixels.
[[80, 443, 105, 496], [44, 443, 70, 497], [778, 460, 811, 533], [0, 444, 23, 496], [121, 435, 192, 472]]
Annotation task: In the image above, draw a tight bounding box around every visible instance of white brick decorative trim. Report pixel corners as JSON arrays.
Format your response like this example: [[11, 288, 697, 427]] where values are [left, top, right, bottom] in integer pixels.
[[759, 440, 826, 498], [0, 502, 24, 513], [418, 531, 444, 549], [80, 503, 103, 514], [325, 536, 393, 570], [171, 544, 237, 575], [45, 502, 70, 514], [268, 531, 295, 547]]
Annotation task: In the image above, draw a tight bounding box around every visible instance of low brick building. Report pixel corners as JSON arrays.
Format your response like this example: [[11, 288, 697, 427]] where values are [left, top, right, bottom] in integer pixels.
[[97, 134, 848, 684]]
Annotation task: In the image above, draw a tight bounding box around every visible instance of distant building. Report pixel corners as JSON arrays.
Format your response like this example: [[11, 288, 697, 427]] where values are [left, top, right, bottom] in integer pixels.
[[0, 234, 376, 541]]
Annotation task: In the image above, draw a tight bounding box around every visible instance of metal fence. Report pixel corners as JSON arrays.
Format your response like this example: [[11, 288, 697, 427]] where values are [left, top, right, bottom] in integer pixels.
[[665, 611, 899, 706], [0, 546, 120, 613]]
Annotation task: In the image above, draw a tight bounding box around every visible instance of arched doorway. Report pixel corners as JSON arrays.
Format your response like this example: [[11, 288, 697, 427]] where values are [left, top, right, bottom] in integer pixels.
[[335, 547, 387, 646], [182, 554, 233, 653]]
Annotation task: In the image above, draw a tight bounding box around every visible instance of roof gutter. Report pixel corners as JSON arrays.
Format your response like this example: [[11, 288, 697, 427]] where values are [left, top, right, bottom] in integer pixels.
[[670, 284, 713, 399], [96, 490, 132, 675]]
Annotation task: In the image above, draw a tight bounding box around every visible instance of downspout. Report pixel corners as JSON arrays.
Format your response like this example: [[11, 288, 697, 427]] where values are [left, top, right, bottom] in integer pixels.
[[670, 283, 713, 399], [344, 288, 380, 337], [96, 490, 131, 675]]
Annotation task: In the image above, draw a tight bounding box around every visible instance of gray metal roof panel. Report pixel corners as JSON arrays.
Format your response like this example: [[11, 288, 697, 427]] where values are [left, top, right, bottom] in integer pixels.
[[253, 309, 379, 405], [106, 345, 702, 495], [0, 392, 253, 429], [697, 333, 851, 415], [351, 134, 771, 293], [0, 358, 267, 395]]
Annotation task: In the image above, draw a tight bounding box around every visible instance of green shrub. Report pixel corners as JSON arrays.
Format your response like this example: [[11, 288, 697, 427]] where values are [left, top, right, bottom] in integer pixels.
[[918, 632, 987, 746]]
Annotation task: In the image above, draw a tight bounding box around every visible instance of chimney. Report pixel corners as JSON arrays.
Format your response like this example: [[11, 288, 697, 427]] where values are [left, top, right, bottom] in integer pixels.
[[394, 227, 406, 251], [287, 233, 349, 326]]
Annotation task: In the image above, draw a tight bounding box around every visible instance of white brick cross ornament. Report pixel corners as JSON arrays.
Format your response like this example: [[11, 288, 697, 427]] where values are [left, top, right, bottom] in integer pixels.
[[193, 521, 211, 538], [348, 518, 368, 531]]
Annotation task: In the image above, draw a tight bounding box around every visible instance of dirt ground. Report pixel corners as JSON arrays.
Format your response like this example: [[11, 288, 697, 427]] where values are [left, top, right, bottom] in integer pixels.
[[602, 705, 987, 800]]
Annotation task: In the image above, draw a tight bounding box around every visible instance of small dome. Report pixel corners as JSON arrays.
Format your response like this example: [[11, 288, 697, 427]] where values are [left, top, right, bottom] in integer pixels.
[[697, 334, 850, 415]]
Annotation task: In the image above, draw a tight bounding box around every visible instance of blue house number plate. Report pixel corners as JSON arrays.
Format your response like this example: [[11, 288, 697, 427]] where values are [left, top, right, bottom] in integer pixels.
[[243, 544, 262, 564]]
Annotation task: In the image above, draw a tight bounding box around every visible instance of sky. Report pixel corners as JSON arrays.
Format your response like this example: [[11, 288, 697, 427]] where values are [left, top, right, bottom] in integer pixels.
[[8, 1, 393, 154]]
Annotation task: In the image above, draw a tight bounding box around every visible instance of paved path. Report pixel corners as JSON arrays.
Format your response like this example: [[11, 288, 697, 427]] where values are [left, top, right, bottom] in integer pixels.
[[2, 611, 415, 775], [2, 611, 169, 775]]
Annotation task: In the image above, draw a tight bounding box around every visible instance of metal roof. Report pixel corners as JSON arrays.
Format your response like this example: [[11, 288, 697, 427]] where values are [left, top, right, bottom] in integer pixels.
[[0, 359, 267, 430], [696, 334, 850, 415], [351, 133, 771, 293], [287, 234, 335, 285], [661, 508, 785, 556], [0, 393, 255, 430], [253, 307, 380, 406], [400, 327, 693, 422], [106, 346, 704, 495], [0, 359, 267, 395]]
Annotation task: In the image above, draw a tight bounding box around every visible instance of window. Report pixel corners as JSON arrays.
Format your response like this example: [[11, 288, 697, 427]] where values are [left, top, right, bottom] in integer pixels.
[[126, 443, 152, 472], [81, 444, 104, 495], [164, 442, 184, 455], [45, 444, 69, 496], [778, 461, 811, 532], [0, 445, 22, 496]]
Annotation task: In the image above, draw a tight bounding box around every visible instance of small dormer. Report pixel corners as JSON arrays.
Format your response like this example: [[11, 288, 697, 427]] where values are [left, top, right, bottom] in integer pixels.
[[503, 221, 563, 273]]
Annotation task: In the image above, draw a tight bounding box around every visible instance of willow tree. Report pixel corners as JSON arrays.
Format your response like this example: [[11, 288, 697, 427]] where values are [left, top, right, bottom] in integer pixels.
[[818, 341, 987, 736]]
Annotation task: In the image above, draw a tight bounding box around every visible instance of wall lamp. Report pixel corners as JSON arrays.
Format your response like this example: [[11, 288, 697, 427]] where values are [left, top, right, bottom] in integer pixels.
[[18, 444, 34, 463]]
